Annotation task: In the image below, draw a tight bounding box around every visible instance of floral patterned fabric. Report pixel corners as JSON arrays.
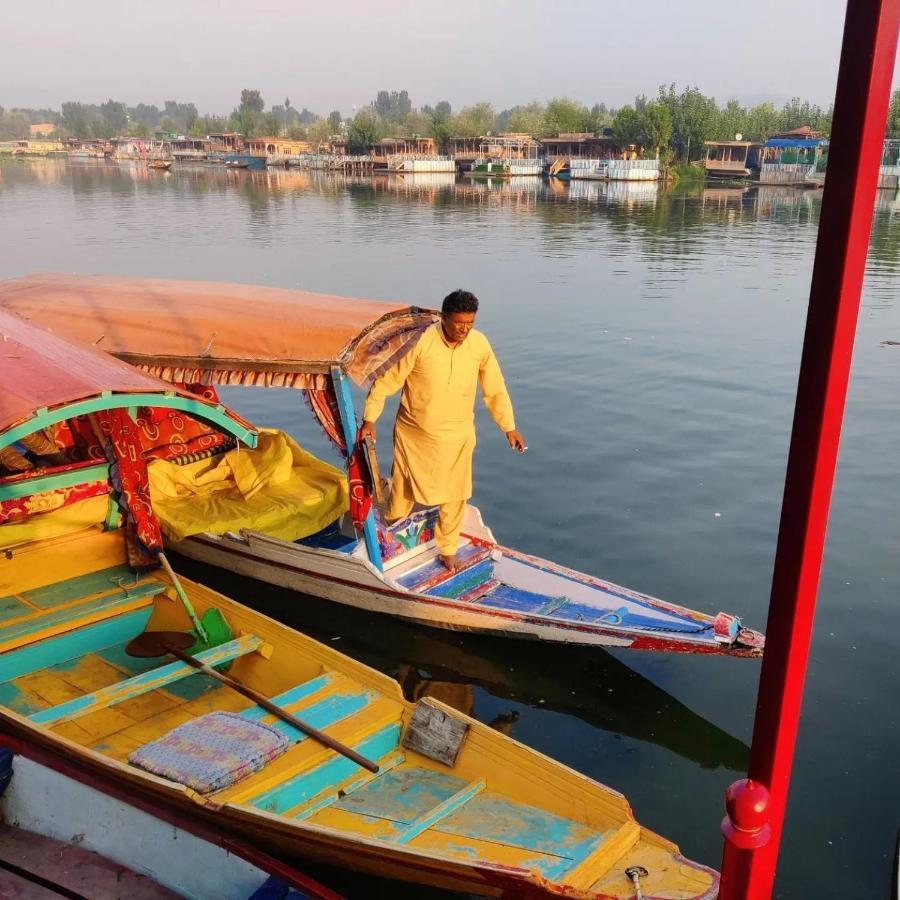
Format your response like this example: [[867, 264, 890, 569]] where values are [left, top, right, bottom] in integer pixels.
[[304, 383, 373, 531], [0, 481, 108, 525], [129, 711, 289, 794]]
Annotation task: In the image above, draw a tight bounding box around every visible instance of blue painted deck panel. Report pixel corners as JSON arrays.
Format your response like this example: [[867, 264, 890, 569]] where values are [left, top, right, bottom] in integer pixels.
[[28, 634, 262, 725], [251, 723, 402, 814], [393, 779, 486, 845], [0, 596, 31, 624], [0, 584, 165, 647], [397, 544, 486, 591], [332, 767, 468, 822], [0, 608, 153, 683], [96, 640, 224, 701], [435, 792, 597, 857], [425, 559, 494, 599], [477, 584, 555, 614], [22, 566, 145, 609]]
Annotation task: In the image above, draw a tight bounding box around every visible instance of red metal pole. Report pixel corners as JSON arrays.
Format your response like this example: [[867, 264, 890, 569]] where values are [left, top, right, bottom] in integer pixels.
[[718, 2, 900, 897]]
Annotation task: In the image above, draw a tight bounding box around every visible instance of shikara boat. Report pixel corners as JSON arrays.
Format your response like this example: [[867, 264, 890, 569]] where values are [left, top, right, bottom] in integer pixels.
[[0, 273, 764, 657], [0, 309, 718, 898], [147, 159, 173, 171]]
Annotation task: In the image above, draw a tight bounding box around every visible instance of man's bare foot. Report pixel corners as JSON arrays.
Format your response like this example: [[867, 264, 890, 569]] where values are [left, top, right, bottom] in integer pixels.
[[440, 553, 461, 572]]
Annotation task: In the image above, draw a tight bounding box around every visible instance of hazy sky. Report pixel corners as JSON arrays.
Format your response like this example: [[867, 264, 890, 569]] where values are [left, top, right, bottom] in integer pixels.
[[2, 0, 895, 114]]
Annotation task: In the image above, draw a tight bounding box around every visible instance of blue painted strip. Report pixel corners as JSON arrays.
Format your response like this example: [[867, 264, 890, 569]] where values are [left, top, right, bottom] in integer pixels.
[[250, 723, 401, 815], [0, 608, 153, 683], [294, 751, 405, 821], [425, 559, 494, 600], [477, 584, 555, 614], [29, 634, 262, 725], [397, 544, 486, 590], [0, 584, 165, 646], [0, 596, 31, 625], [510, 555, 707, 626], [393, 779, 485, 845], [540, 831, 612, 881], [0, 464, 109, 502], [244, 690, 372, 744], [330, 366, 383, 572], [239, 673, 335, 722], [0, 680, 44, 716], [23, 565, 144, 608]]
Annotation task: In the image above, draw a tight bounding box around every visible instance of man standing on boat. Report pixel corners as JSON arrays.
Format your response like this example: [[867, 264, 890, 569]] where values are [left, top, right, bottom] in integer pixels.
[[359, 290, 526, 572]]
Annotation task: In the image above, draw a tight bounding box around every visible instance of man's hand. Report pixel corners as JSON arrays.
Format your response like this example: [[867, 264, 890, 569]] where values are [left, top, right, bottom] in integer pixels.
[[358, 420, 377, 445], [506, 430, 527, 453]]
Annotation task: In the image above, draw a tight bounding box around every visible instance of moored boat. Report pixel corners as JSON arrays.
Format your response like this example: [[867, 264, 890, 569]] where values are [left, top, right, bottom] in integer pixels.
[[148, 158, 173, 171], [0, 307, 719, 898], [0, 274, 764, 657]]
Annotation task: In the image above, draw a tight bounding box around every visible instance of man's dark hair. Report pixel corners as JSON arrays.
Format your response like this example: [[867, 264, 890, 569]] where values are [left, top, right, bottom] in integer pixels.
[[442, 289, 479, 315]]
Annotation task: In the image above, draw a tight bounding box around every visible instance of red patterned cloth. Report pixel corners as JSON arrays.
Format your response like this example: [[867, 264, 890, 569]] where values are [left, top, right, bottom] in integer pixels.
[[0, 480, 109, 525], [94, 408, 162, 566], [304, 383, 373, 530]]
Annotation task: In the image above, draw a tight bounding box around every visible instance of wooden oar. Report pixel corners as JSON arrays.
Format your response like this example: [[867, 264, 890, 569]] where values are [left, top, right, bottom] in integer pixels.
[[163, 642, 379, 774]]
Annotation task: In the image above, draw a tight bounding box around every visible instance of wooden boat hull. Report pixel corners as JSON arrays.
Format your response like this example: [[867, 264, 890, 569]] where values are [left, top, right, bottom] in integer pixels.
[[0, 528, 717, 899], [171, 506, 763, 657]]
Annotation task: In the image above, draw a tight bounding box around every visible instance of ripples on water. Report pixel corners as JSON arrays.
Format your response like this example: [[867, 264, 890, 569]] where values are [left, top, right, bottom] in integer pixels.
[[2, 159, 899, 897]]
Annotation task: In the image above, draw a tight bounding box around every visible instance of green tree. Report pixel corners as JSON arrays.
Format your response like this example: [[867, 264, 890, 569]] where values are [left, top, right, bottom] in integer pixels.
[[347, 108, 381, 153], [99, 99, 128, 137], [374, 90, 412, 123], [612, 105, 644, 146], [450, 102, 495, 137], [887, 90, 900, 139], [327, 110, 343, 133], [233, 89, 265, 137], [640, 101, 672, 157], [423, 100, 453, 145], [716, 99, 747, 141], [744, 102, 779, 141], [542, 97, 591, 136], [659, 84, 718, 161]]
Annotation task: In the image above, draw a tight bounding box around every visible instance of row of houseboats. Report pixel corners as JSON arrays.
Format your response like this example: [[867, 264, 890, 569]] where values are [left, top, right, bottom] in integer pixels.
[[705, 127, 900, 189], [0, 272, 761, 897]]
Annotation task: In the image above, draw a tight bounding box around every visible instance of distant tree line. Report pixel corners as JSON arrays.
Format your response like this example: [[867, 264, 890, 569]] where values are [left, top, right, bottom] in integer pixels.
[[5, 87, 900, 161]]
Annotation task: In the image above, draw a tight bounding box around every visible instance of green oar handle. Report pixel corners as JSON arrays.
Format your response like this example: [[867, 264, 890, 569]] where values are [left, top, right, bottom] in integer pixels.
[[158, 552, 209, 644]]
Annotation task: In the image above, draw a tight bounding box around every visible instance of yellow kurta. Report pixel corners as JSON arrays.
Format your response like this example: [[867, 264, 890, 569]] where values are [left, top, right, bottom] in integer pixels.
[[363, 324, 515, 505]]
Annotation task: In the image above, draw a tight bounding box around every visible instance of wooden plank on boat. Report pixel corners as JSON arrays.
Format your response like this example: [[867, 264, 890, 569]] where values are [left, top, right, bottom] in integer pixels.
[[29, 634, 264, 725], [401, 700, 469, 767]]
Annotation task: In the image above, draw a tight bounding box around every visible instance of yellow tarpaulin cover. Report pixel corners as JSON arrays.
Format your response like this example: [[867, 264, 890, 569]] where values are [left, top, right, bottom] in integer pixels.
[[147, 430, 349, 543]]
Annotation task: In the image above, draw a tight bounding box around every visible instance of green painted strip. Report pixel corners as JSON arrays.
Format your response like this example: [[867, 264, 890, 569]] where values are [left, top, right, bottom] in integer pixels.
[[541, 831, 613, 881], [0, 608, 154, 683], [23, 565, 141, 609], [0, 596, 31, 625], [0, 394, 257, 452], [245, 690, 373, 745], [294, 751, 405, 821], [251, 723, 402, 815], [535, 595, 570, 617], [239, 674, 335, 724], [0, 464, 109, 502], [103, 495, 121, 531], [29, 634, 263, 726], [0, 583, 165, 646], [392, 779, 486, 845]]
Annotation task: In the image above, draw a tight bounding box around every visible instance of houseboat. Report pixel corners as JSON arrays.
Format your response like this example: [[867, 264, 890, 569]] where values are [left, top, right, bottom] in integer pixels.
[[703, 140, 762, 179], [879, 139, 900, 189], [759, 128, 828, 187], [370, 138, 455, 173]]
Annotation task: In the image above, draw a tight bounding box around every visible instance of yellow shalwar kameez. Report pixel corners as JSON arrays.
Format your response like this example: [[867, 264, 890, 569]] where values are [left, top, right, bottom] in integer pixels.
[[363, 324, 516, 555]]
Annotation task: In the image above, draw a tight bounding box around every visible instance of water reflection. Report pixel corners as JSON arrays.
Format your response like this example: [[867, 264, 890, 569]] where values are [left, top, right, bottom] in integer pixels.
[[174, 556, 749, 773]]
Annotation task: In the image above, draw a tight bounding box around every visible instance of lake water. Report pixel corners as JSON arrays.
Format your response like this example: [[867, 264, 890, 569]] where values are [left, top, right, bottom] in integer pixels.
[[2, 159, 898, 898]]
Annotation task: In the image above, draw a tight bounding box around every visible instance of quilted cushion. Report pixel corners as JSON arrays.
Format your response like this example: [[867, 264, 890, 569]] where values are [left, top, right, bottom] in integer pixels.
[[129, 711, 289, 793]]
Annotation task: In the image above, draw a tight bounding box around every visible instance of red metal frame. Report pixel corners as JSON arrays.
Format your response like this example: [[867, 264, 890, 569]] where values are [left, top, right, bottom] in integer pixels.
[[719, 1, 900, 896]]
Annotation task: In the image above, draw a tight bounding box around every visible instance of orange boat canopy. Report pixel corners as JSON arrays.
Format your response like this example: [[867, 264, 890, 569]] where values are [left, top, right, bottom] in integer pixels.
[[0, 274, 438, 389], [0, 307, 256, 447]]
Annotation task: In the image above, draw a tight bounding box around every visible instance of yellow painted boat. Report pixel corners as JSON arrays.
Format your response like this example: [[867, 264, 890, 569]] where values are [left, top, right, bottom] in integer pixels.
[[0, 309, 718, 897]]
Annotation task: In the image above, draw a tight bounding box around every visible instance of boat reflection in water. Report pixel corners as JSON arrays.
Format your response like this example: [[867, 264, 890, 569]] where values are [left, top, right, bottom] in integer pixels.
[[177, 556, 749, 774], [567, 179, 659, 207]]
